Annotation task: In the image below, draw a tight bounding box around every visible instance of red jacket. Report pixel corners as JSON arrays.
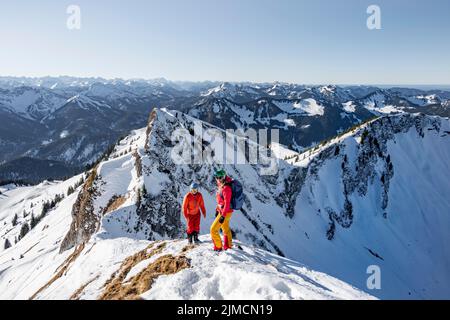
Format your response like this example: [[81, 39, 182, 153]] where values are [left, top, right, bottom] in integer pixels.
[[216, 176, 233, 217], [182, 192, 206, 218]]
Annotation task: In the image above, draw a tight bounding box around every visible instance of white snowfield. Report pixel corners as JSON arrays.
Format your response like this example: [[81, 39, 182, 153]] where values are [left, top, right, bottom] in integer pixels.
[[0, 109, 449, 300], [406, 95, 440, 107], [0, 219, 374, 300], [273, 99, 325, 116], [0, 87, 68, 120], [142, 236, 375, 300]]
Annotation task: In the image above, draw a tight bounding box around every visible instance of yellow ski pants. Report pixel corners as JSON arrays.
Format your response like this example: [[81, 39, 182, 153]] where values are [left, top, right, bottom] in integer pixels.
[[210, 213, 233, 249]]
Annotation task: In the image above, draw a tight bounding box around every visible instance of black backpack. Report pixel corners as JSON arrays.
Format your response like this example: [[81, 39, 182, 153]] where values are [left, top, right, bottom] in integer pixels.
[[221, 179, 244, 210]]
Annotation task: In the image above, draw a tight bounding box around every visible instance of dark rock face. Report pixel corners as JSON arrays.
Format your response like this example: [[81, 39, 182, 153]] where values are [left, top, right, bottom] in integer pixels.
[[136, 187, 184, 240], [60, 169, 100, 252], [275, 167, 307, 219]]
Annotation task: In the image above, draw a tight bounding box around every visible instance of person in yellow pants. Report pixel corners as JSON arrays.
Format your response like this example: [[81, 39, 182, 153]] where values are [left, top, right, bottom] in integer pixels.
[[210, 169, 233, 251], [210, 213, 233, 251]]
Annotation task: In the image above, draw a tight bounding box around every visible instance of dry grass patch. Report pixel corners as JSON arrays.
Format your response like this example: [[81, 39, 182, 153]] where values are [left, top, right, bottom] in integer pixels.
[[117, 254, 190, 300], [103, 195, 127, 215], [30, 243, 85, 300], [98, 242, 166, 300], [70, 275, 100, 300], [181, 244, 196, 253], [98, 242, 190, 300]]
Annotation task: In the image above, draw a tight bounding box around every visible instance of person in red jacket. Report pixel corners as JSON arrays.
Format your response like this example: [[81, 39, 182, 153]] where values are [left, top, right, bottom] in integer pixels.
[[210, 169, 233, 251], [182, 182, 206, 244]]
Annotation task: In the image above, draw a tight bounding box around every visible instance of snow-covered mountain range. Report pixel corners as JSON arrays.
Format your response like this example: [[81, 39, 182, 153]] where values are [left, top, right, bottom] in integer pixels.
[[1, 77, 449, 183], [1, 108, 448, 299]]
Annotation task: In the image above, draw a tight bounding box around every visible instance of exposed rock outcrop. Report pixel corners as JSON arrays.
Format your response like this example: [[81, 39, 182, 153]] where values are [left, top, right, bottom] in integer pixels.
[[60, 169, 100, 252]]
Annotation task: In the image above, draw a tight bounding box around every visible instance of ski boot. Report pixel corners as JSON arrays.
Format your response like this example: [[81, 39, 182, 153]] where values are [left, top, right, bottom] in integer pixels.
[[193, 231, 201, 244]]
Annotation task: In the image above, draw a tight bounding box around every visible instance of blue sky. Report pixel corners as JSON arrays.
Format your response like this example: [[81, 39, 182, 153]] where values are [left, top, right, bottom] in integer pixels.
[[0, 0, 449, 84]]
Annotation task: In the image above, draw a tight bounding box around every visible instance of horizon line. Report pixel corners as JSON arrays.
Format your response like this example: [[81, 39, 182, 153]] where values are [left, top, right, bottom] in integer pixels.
[[1, 75, 450, 89]]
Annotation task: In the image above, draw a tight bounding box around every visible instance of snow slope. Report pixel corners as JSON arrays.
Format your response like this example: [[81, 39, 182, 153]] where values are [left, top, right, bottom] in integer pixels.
[[0, 87, 68, 120], [0, 182, 372, 300], [285, 114, 450, 299], [0, 211, 373, 301], [142, 236, 375, 300], [273, 99, 325, 116]]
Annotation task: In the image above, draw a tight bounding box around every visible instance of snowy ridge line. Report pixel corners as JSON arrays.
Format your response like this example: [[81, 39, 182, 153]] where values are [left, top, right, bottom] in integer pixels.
[[287, 116, 381, 167], [166, 107, 280, 158], [289, 112, 444, 167]]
